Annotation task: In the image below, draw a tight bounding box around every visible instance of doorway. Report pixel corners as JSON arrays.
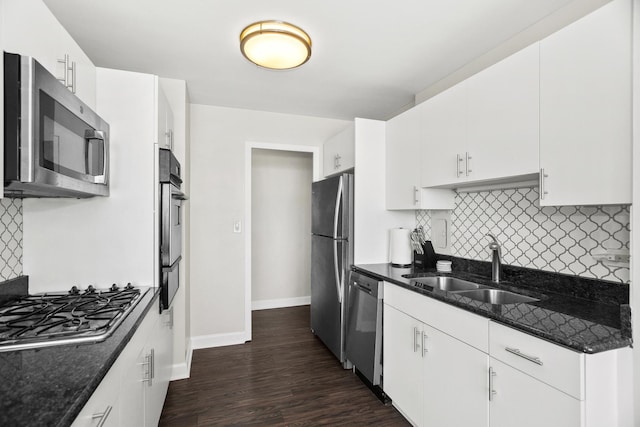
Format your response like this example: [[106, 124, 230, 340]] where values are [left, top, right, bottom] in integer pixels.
[[244, 142, 320, 342], [251, 149, 313, 310]]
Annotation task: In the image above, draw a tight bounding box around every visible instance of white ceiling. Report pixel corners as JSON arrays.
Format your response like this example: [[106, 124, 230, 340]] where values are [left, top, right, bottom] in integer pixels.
[[43, 0, 602, 120]]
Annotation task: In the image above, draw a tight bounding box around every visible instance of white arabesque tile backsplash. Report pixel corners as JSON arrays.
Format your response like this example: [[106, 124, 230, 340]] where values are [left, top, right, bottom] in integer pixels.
[[0, 199, 23, 281], [416, 187, 630, 284]]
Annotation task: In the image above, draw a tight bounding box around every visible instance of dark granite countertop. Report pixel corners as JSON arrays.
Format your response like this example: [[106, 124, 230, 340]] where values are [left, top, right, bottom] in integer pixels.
[[354, 260, 632, 354], [0, 286, 160, 427]]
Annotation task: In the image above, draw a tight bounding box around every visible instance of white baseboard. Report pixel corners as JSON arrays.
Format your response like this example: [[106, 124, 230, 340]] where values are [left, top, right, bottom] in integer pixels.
[[252, 296, 310, 311], [170, 341, 193, 381], [191, 331, 248, 350]]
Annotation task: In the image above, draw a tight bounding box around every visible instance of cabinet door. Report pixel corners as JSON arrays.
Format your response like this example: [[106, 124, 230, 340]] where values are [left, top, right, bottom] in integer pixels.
[[467, 43, 539, 182], [71, 360, 121, 427], [420, 83, 467, 187], [156, 85, 173, 150], [145, 308, 173, 427], [386, 104, 455, 210], [422, 324, 489, 427], [120, 342, 147, 427], [489, 358, 581, 427], [539, 0, 631, 206], [324, 124, 355, 177], [386, 107, 421, 209], [383, 304, 424, 427], [3, 0, 97, 109]]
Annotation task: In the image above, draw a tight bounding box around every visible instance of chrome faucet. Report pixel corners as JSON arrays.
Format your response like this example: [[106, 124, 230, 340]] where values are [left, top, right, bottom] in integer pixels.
[[486, 233, 502, 283]]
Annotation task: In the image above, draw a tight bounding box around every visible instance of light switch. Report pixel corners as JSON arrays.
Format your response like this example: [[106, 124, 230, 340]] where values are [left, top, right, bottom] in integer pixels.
[[233, 220, 242, 233]]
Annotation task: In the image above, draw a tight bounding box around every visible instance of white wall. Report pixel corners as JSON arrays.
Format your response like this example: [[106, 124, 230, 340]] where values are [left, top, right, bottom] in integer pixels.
[[353, 118, 414, 264], [251, 149, 313, 309], [189, 104, 349, 346], [23, 68, 156, 292]]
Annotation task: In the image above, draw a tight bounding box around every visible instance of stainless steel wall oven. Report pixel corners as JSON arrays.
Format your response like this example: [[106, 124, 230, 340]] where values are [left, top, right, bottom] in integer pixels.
[[159, 148, 186, 311]]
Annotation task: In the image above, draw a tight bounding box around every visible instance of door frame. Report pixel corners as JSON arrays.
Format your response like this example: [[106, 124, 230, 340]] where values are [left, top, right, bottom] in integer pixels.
[[244, 142, 321, 341]]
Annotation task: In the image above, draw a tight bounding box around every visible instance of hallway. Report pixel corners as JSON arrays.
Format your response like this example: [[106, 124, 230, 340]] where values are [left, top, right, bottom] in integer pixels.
[[160, 306, 409, 426]]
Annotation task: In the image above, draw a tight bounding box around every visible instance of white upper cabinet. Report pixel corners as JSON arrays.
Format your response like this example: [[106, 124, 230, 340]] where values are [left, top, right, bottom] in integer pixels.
[[539, 0, 632, 206], [323, 124, 355, 177], [2, 0, 97, 109], [386, 103, 454, 210], [466, 43, 539, 182], [420, 82, 467, 187], [156, 83, 175, 150], [421, 44, 539, 188]]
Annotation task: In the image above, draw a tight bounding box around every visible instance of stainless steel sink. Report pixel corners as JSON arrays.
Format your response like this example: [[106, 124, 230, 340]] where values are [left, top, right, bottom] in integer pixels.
[[455, 289, 539, 305], [409, 276, 482, 292]]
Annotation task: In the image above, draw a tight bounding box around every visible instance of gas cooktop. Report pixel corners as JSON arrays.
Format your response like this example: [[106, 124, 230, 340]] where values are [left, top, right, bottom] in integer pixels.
[[0, 284, 149, 352]]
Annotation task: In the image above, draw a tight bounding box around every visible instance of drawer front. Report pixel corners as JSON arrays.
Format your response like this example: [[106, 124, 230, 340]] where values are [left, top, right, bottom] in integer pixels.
[[384, 282, 489, 352], [489, 321, 584, 399]]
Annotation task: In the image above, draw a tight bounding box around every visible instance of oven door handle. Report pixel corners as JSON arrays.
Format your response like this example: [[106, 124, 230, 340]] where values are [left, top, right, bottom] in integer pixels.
[[171, 190, 188, 201]]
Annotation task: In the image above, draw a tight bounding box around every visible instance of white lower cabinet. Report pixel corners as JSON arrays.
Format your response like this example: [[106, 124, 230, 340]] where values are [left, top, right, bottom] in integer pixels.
[[422, 322, 488, 427], [383, 305, 424, 426], [383, 302, 488, 427], [71, 357, 122, 427], [383, 283, 632, 427], [73, 301, 173, 426], [488, 358, 581, 427]]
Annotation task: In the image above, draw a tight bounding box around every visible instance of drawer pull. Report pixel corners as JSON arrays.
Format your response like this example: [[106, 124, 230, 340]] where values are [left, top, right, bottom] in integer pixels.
[[92, 405, 112, 427], [505, 347, 543, 366]]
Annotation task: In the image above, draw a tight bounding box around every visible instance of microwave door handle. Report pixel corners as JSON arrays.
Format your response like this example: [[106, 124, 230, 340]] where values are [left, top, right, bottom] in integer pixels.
[[84, 130, 108, 183]]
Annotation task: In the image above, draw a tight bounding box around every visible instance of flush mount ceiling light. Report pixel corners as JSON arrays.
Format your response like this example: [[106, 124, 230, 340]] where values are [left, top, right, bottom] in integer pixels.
[[240, 20, 312, 70]]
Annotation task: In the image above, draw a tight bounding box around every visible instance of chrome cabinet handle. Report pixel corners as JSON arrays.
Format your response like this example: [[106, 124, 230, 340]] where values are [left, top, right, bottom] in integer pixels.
[[166, 306, 174, 328], [413, 186, 420, 205], [92, 405, 113, 427], [539, 168, 549, 200], [489, 367, 497, 401], [150, 348, 155, 380], [334, 154, 342, 169], [165, 129, 174, 150], [413, 327, 420, 353], [57, 54, 76, 93], [140, 350, 154, 386], [421, 331, 428, 357], [466, 152, 472, 176], [70, 60, 76, 94], [505, 347, 543, 366], [456, 154, 464, 177]]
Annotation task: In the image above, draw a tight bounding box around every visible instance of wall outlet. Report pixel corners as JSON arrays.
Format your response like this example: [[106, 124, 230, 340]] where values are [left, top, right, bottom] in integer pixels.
[[233, 220, 242, 233]]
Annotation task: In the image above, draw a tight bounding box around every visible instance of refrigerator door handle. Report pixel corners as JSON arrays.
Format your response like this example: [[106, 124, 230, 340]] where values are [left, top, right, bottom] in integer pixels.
[[333, 239, 342, 304], [333, 176, 343, 239]]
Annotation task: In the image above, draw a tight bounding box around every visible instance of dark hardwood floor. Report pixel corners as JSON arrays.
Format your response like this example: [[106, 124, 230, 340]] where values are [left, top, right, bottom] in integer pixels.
[[159, 305, 410, 426]]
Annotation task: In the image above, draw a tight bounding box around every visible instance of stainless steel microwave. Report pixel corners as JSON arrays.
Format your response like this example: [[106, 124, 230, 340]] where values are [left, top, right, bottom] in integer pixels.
[[3, 52, 109, 198]]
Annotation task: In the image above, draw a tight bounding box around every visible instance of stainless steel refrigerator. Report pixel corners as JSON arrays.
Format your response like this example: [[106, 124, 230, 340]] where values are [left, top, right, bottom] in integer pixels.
[[311, 173, 353, 368]]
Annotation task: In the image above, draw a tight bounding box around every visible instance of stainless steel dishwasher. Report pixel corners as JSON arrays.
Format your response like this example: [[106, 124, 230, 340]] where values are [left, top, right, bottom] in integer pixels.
[[345, 271, 383, 389]]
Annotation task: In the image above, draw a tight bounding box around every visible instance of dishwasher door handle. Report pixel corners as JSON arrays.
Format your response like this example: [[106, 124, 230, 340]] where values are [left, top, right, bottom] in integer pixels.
[[352, 282, 373, 295]]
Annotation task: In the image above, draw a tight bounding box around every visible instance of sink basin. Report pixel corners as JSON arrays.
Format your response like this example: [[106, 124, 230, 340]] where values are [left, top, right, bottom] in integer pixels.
[[409, 276, 482, 292], [455, 289, 539, 305]]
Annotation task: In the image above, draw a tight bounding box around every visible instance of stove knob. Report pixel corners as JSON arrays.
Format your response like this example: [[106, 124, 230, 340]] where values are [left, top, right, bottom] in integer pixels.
[[69, 286, 80, 295], [110, 283, 119, 291], [125, 282, 134, 290], [86, 285, 96, 293]]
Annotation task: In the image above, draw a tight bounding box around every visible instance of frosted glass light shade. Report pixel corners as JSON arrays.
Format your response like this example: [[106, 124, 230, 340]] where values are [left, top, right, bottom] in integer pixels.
[[240, 21, 312, 69]]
